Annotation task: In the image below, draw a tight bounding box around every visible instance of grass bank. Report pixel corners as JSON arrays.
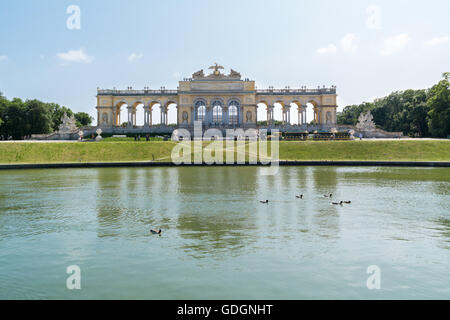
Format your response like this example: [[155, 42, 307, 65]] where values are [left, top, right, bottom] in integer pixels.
[[0, 140, 448, 164]]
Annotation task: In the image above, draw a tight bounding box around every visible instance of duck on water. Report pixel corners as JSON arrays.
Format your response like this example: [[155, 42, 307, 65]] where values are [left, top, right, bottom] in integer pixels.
[[151, 229, 162, 235]]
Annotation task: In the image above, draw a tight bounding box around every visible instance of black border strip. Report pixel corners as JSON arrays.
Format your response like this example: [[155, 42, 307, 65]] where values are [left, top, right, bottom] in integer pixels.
[[0, 161, 449, 170]]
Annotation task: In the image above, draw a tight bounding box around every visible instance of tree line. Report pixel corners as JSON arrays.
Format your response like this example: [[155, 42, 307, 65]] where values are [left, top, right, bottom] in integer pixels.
[[0, 93, 92, 140], [337, 73, 449, 138]]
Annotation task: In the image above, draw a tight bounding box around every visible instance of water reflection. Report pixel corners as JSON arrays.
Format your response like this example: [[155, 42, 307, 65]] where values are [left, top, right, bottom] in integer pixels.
[[176, 168, 258, 258], [1, 166, 450, 299]]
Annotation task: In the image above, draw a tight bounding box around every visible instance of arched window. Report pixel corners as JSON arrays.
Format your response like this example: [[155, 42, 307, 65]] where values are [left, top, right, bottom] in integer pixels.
[[212, 100, 223, 123], [228, 100, 239, 125], [195, 100, 206, 122]]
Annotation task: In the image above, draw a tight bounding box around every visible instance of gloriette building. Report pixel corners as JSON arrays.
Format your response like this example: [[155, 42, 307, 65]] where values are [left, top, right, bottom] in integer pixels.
[[95, 64, 338, 133]]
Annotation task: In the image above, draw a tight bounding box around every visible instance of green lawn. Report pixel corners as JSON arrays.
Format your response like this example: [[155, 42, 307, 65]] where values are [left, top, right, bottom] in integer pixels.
[[0, 140, 448, 164], [279, 140, 450, 161]]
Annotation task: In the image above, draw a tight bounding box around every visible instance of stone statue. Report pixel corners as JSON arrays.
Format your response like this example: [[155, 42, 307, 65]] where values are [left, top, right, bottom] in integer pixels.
[[208, 62, 224, 75], [192, 69, 204, 79], [246, 111, 252, 122], [356, 111, 376, 132], [182, 111, 188, 124], [58, 113, 78, 132], [229, 69, 241, 79]]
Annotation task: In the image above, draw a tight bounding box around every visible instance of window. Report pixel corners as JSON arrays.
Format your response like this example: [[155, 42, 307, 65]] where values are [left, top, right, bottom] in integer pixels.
[[228, 100, 239, 125], [195, 101, 206, 122], [212, 100, 223, 123]]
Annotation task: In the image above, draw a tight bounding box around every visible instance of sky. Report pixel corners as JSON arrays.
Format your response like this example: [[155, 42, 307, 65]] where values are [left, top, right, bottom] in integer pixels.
[[0, 0, 449, 124]]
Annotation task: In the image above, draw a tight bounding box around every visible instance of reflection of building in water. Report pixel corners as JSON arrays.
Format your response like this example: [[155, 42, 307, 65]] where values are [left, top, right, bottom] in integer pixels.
[[95, 63, 338, 131], [175, 167, 258, 258]]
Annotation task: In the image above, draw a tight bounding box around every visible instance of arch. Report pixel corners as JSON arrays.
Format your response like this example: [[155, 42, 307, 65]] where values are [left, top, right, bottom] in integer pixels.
[[229, 105, 238, 125], [194, 99, 207, 123], [114, 101, 129, 126], [228, 99, 240, 125], [150, 102, 162, 125], [211, 99, 223, 124], [130, 99, 145, 106], [273, 101, 284, 124], [256, 101, 270, 125], [227, 97, 241, 106], [210, 97, 225, 105], [144, 101, 160, 126], [166, 102, 177, 125], [306, 100, 320, 124], [131, 101, 145, 126], [147, 100, 162, 108]]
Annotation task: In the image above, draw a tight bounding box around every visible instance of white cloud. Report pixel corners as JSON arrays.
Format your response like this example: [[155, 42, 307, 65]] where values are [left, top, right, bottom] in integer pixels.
[[0, 55, 8, 62], [340, 33, 359, 53], [57, 48, 93, 64], [424, 36, 450, 46], [128, 53, 143, 62], [316, 44, 337, 55], [380, 33, 410, 56], [366, 5, 381, 30]]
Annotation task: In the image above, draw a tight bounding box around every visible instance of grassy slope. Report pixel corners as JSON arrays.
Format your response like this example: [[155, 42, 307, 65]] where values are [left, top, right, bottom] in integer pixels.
[[279, 140, 450, 161], [0, 140, 449, 164]]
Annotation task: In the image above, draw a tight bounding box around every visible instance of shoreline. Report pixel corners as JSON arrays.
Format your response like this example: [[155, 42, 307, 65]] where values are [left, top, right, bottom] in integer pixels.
[[1, 160, 449, 170]]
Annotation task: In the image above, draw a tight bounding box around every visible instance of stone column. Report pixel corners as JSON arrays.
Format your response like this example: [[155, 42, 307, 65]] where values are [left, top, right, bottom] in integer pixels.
[[127, 106, 133, 127], [190, 106, 195, 125], [149, 107, 153, 127], [223, 107, 229, 126], [206, 105, 212, 126], [143, 106, 149, 127], [239, 107, 243, 125], [286, 105, 291, 125]]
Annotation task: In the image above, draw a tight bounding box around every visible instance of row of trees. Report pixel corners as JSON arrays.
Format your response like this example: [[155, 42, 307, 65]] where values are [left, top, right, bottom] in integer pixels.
[[0, 93, 92, 140], [337, 73, 449, 138]]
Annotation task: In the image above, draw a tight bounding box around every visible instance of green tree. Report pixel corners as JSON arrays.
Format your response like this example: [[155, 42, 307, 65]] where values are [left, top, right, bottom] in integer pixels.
[[74, 112, 93, 128], [25, 99, 53, 136], [427, 72, 450, 138], [4, 98, 27, 140]]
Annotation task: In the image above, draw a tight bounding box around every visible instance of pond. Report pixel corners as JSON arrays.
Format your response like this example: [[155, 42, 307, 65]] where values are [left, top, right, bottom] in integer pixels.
[[0, 166, 449, 299]]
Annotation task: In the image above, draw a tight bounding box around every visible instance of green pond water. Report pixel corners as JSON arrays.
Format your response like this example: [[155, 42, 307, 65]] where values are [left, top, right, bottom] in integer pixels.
[[0, 166, 449, 299]]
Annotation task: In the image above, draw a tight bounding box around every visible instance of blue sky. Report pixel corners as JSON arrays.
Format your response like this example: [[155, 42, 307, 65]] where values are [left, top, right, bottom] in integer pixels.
[[0, 0, 449, 124]]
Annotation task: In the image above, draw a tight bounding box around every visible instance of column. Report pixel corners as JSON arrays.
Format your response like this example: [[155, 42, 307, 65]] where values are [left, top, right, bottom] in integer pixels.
[[127, 106, 133, 127], [149, 107, 153, 126], [143, 106, 149, 127], [223, 107, 229, 126], [289, 108, 291, 124], [206, 106, 212, 126], [112, 110, 116, 126], [271, 107, 274, 125]]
